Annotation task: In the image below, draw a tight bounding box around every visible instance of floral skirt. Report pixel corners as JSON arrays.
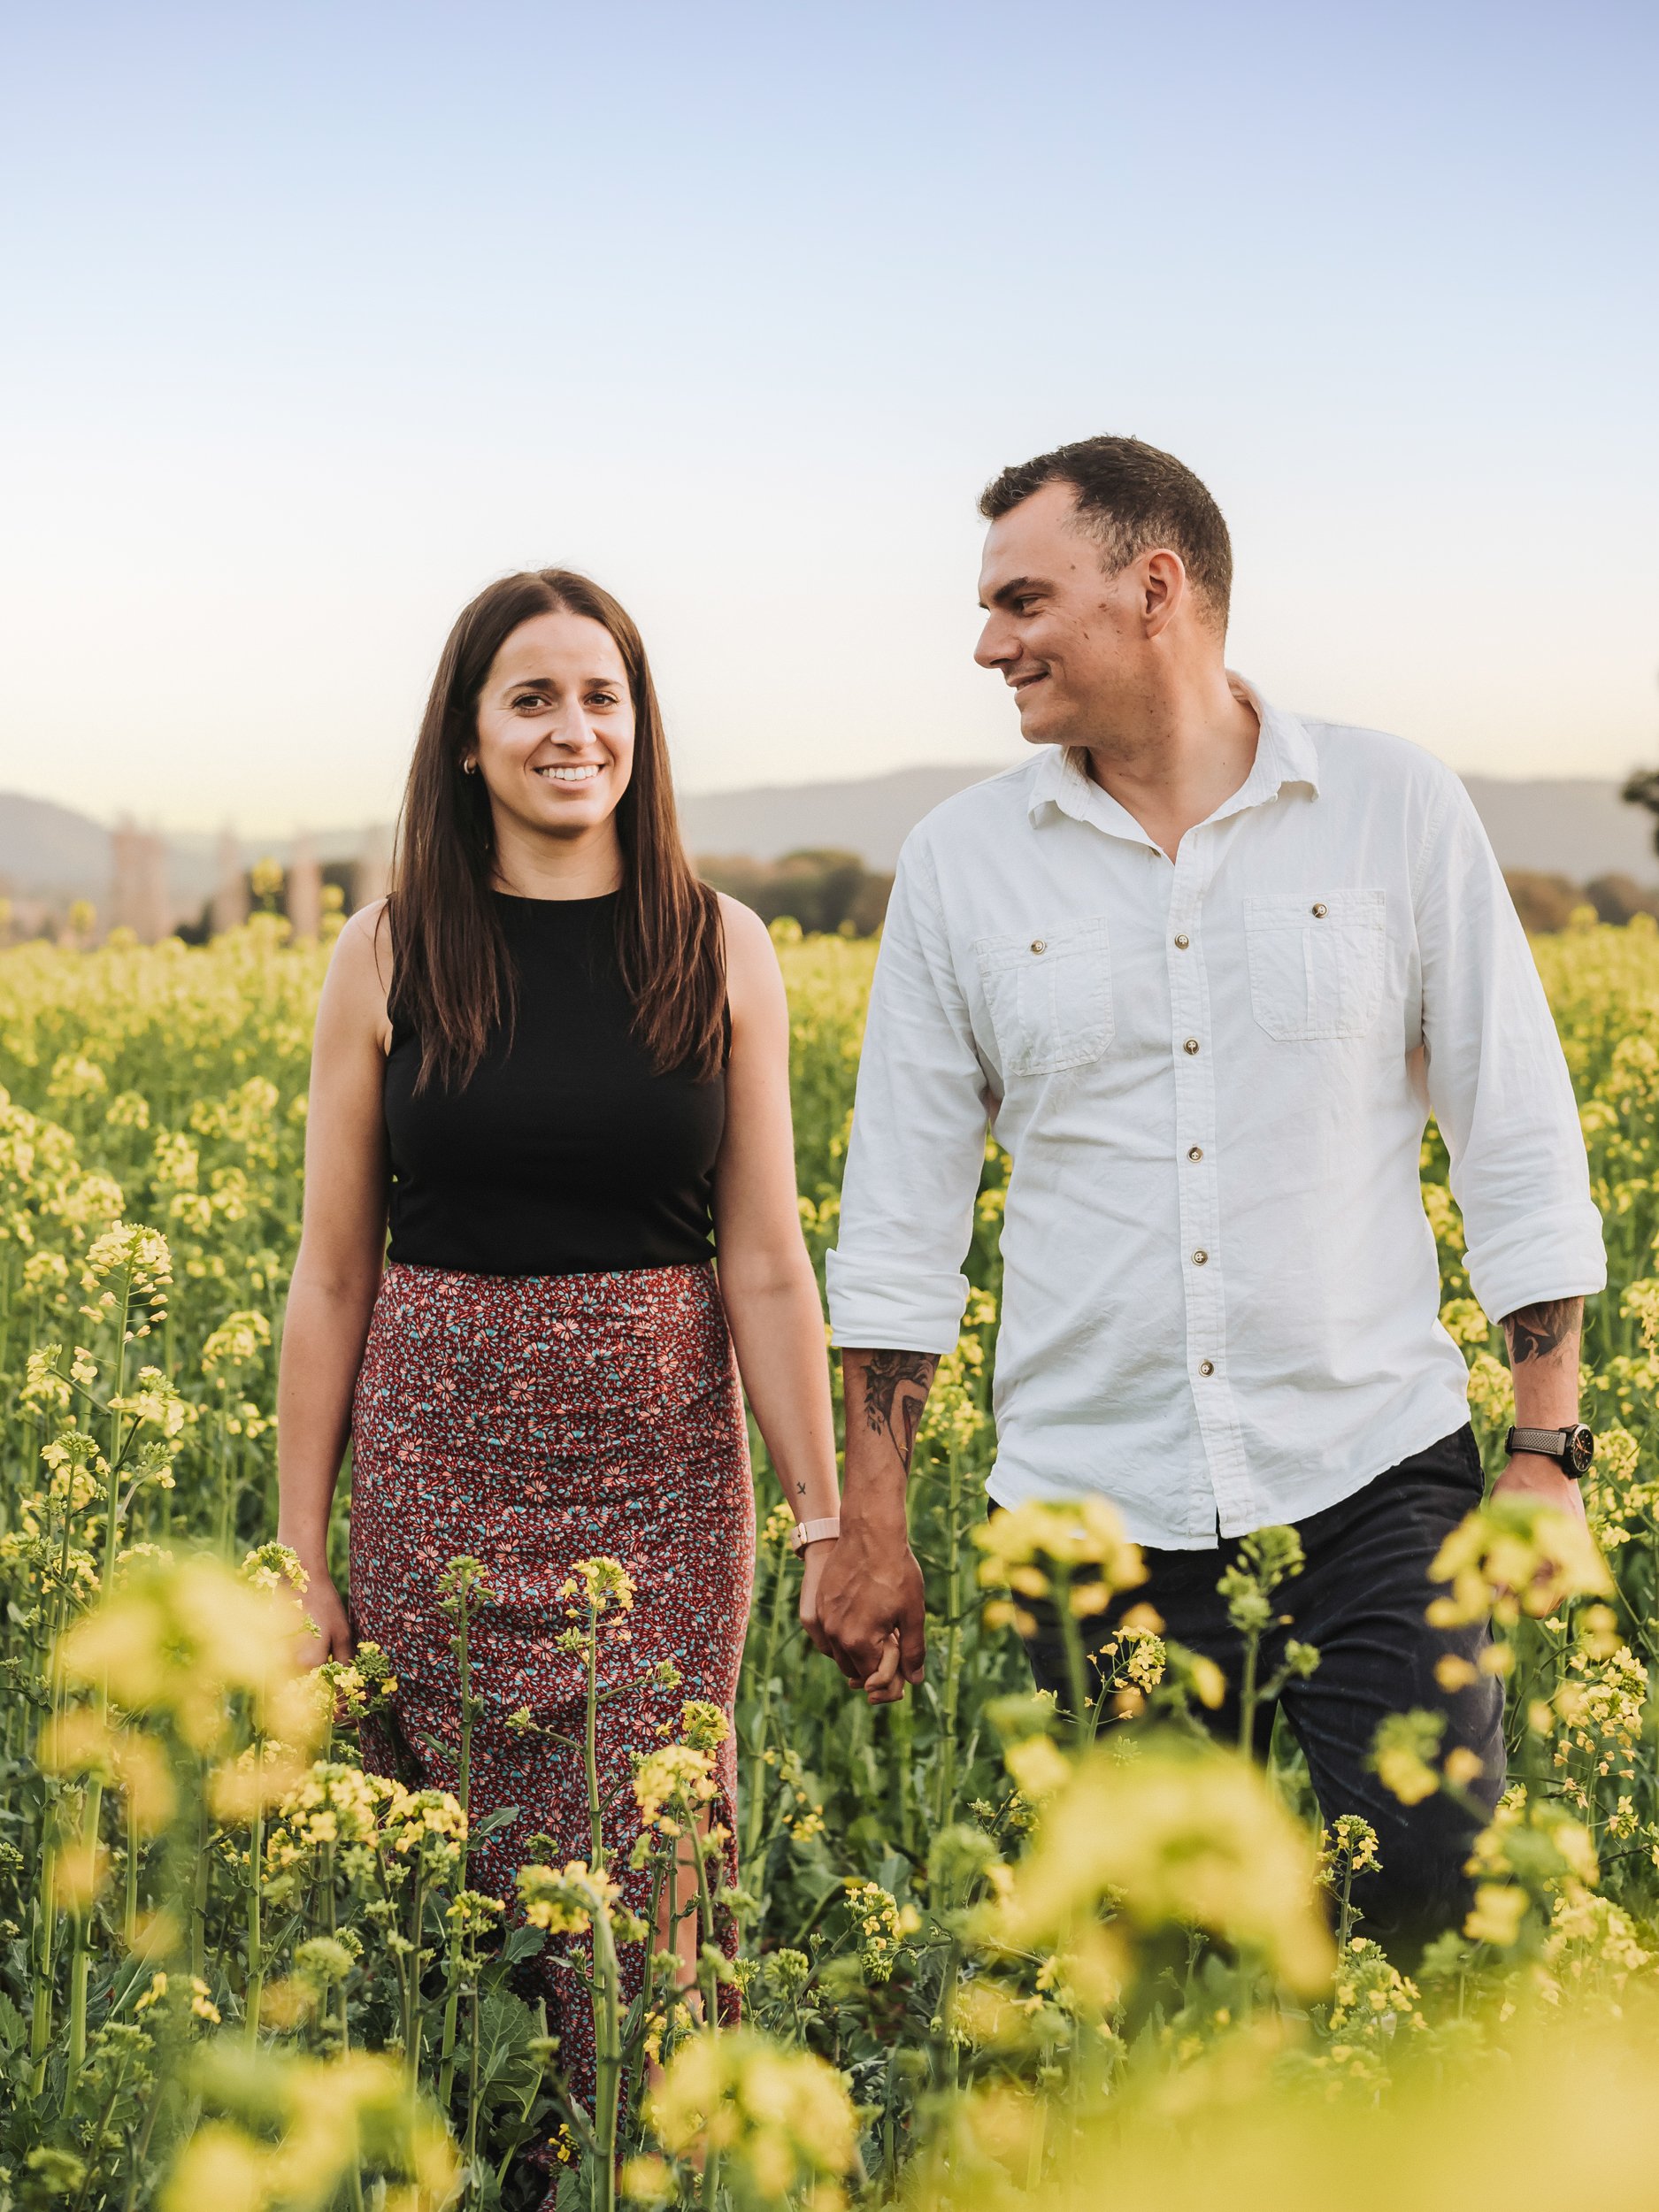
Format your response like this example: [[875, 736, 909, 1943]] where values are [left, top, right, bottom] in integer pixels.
[[348, 1259, 755, 2109]]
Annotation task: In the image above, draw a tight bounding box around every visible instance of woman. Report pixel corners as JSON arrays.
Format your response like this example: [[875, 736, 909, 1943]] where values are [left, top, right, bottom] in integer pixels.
[[275, 567, 841, 2101]]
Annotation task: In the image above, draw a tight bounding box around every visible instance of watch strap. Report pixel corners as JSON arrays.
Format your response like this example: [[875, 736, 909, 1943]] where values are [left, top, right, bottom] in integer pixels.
[[1508, 1425, 1572, 1457], [790, 1516, 841, 1553]]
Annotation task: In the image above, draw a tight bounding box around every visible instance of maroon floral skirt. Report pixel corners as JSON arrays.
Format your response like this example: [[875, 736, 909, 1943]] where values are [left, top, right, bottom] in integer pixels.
[[348, 1259, 755, 2103]]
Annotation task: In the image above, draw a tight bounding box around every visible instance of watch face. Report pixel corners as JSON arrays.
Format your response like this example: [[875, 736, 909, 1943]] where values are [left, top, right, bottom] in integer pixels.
[[1567, 1425, 1595, 1477]]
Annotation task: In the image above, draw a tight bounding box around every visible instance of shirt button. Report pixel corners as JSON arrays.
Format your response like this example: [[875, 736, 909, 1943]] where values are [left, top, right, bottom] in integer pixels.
[[1187, 1146, 1203, 1162], [1199, 1359, 1215, 1376], [1311, 902, 1327, 918], [1030, 939, 1047, 954], [1192, 1248, 1209, 1265], [1173, 933, 1190, 949], [1183, 1038, 1201, 1056]]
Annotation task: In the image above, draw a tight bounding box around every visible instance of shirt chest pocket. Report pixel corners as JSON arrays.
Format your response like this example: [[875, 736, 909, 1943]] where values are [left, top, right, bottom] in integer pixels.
[[973, 915, 1113, 1076], [1244, 890, 1386, 1041]]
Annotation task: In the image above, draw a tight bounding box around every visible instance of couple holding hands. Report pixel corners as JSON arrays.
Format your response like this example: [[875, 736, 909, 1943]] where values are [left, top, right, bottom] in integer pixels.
[[277, 434, 1604, 2067]]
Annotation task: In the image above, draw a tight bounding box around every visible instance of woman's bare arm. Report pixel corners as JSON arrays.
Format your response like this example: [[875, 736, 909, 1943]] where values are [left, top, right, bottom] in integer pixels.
[[275, 902, 394, 1660], [710, 896, 841, 1649]]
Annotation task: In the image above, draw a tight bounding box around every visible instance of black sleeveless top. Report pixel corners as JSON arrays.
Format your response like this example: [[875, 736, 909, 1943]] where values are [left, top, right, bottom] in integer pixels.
[[383, 892, 724, 1277]]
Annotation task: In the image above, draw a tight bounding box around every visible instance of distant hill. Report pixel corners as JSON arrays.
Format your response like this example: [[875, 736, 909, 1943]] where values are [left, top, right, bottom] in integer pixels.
[[3, 763, 1657, 911], [1462, 776, 1657, 885], [684, 764, 1659, 882], [678, 763, 1010, 872], [0, 794, 119, 902]]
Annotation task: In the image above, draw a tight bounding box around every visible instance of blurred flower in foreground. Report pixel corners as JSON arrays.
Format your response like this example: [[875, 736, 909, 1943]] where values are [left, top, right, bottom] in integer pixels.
[[1428, 1496, 1611, 1628], [160, 2046, 457, 2210], [644, 2027, 858, 2208], [983, 1732, 1333, 2001], [56, 1552, 323, 1755], [975, 1498, 1147, 1632]]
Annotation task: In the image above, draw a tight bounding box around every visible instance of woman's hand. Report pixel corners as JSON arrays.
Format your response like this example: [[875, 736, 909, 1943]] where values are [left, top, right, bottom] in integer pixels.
[[799, 1537, 837, 1657], [296, 1562, 356, 1667]]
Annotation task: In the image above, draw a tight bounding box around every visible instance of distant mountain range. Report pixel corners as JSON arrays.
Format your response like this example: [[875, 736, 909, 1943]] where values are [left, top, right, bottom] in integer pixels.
[[2, 764, 1655, 913]]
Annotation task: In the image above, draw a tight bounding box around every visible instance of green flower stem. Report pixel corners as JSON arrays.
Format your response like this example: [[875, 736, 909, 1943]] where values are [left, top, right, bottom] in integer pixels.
[[438, 1571, 479, 2110], [65, 1891, 91, 2079], [741, 1539, 793, 1874], [404, 1858, 426, 2090], [1237, 1631, 1261, 1756], [465, 1965, 482, 2172], [937, 1442, 964, 1826], [245, 1770, 265, 2045], [588, 1900, 622, 2212], [586, 1602, 605, 1870], [1053, 1567, 1091, 1744]]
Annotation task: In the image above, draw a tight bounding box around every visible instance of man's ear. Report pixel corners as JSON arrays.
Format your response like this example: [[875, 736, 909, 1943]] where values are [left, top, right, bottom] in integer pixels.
[[1141, 549, 1187, 639]]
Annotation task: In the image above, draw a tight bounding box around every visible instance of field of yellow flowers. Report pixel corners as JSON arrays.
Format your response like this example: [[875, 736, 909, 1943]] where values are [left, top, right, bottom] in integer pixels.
[[4, 910, 1659, 2210]]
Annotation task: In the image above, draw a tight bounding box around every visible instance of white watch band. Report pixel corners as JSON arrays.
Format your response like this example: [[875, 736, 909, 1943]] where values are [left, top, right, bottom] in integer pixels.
[[790, 1516, 841, 1553]]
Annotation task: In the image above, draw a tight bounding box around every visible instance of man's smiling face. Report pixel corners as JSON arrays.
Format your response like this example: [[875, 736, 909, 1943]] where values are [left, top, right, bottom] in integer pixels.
[[973, 477, 1146, 745]]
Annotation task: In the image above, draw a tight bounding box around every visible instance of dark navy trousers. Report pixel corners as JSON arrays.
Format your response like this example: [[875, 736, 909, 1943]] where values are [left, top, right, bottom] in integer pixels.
[[1022, 1425, 1505, 1954]]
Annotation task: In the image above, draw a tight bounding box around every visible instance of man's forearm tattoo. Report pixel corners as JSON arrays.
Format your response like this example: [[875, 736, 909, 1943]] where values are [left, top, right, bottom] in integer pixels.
[[1501, 1298, 1581, 1364], [859, 1350, 939, 1471]]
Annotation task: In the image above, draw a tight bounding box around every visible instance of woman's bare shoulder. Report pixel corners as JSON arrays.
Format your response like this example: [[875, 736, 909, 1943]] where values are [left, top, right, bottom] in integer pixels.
[[321, 898, 395, 1042], [715, 890, 777, 971], [714, 892, 785, 1036]]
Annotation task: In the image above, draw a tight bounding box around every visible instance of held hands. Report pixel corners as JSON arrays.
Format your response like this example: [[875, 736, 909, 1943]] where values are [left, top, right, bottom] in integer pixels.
[[811, 1516, 927, 1706]]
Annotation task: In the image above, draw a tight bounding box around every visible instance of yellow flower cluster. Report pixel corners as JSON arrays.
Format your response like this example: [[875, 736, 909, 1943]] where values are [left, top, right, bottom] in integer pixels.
[[517, 1857, 623, 1937], [642, 2027, 858, 2207], [560, 1554, 634, 1614], [986, 1735, 1333, 2000], [843, 1878, 905, 1984], [57, 1553, 324, 1755], [634, 1742, 718, 1832], [1427, 1495, 1612, 1629], [974, 1496, 1147, 1633]]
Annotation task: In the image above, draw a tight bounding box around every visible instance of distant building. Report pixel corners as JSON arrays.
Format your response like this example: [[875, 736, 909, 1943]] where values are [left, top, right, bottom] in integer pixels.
[[354, 825, 391, 911], [211, 829, 248, 935], [287, 833, 323, 941], [110, 820, 171, 942]]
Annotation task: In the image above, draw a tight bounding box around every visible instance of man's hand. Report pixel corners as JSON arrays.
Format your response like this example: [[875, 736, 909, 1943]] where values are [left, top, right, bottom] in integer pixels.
[[815, 1517, 926, 1704], [1491, 1451, 1588, 1529], [825, 1346, 940, 1704], [1493, 1293, 1590, 1608]]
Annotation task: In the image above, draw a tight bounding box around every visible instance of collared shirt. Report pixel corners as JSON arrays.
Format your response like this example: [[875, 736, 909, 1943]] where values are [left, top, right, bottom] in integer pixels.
[[826, 680, 1606, 1548]]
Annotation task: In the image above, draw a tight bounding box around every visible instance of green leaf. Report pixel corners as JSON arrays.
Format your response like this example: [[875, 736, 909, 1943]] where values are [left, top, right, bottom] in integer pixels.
[[470, 1985, 544, 2111]]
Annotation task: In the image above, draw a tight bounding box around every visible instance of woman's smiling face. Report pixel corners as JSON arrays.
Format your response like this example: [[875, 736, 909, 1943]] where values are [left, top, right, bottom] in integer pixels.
[[470, 607, 636, 846]]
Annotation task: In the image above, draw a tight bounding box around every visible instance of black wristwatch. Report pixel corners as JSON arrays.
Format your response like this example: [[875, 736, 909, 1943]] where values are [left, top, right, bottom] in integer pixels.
[[1504, 1424, 1595, 1479]]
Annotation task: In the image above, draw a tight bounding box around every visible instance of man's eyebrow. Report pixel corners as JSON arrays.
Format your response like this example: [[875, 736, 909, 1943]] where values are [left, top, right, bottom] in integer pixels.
[[977, 575, 1045, 611]]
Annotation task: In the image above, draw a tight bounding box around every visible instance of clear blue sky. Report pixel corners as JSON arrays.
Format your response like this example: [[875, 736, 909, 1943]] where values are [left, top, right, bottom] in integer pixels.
[[2, 0, 1654, 831]]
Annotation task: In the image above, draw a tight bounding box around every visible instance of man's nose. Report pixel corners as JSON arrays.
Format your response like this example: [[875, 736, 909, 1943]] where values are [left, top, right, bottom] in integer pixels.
[[973, 613, 1011, 669]]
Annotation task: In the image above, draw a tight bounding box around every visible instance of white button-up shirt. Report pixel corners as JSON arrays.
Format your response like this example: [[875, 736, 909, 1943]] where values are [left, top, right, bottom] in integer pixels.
[[826, 681, 1606, 1548]]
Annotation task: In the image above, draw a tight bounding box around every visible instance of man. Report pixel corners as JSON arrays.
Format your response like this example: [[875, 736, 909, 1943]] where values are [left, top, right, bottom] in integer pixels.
[[816, 434, 1605, 1942]]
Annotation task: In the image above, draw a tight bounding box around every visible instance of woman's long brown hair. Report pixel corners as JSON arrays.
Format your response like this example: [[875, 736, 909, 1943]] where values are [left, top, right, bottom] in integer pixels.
[[387, 569, 726, 1092]]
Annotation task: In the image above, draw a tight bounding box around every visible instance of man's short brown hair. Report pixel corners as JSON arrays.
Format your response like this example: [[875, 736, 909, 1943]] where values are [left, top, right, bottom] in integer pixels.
[[979, 434, 1233, 630]]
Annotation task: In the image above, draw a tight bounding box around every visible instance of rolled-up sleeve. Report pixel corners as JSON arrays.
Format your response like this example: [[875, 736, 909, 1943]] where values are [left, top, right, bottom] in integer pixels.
[[1417, 777, 1606, 1323], [826, 833, 991, 1353]]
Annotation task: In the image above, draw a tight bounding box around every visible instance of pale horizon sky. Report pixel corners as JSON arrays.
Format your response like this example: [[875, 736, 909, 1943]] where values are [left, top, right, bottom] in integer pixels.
[[2, 0, 1655, 834]]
